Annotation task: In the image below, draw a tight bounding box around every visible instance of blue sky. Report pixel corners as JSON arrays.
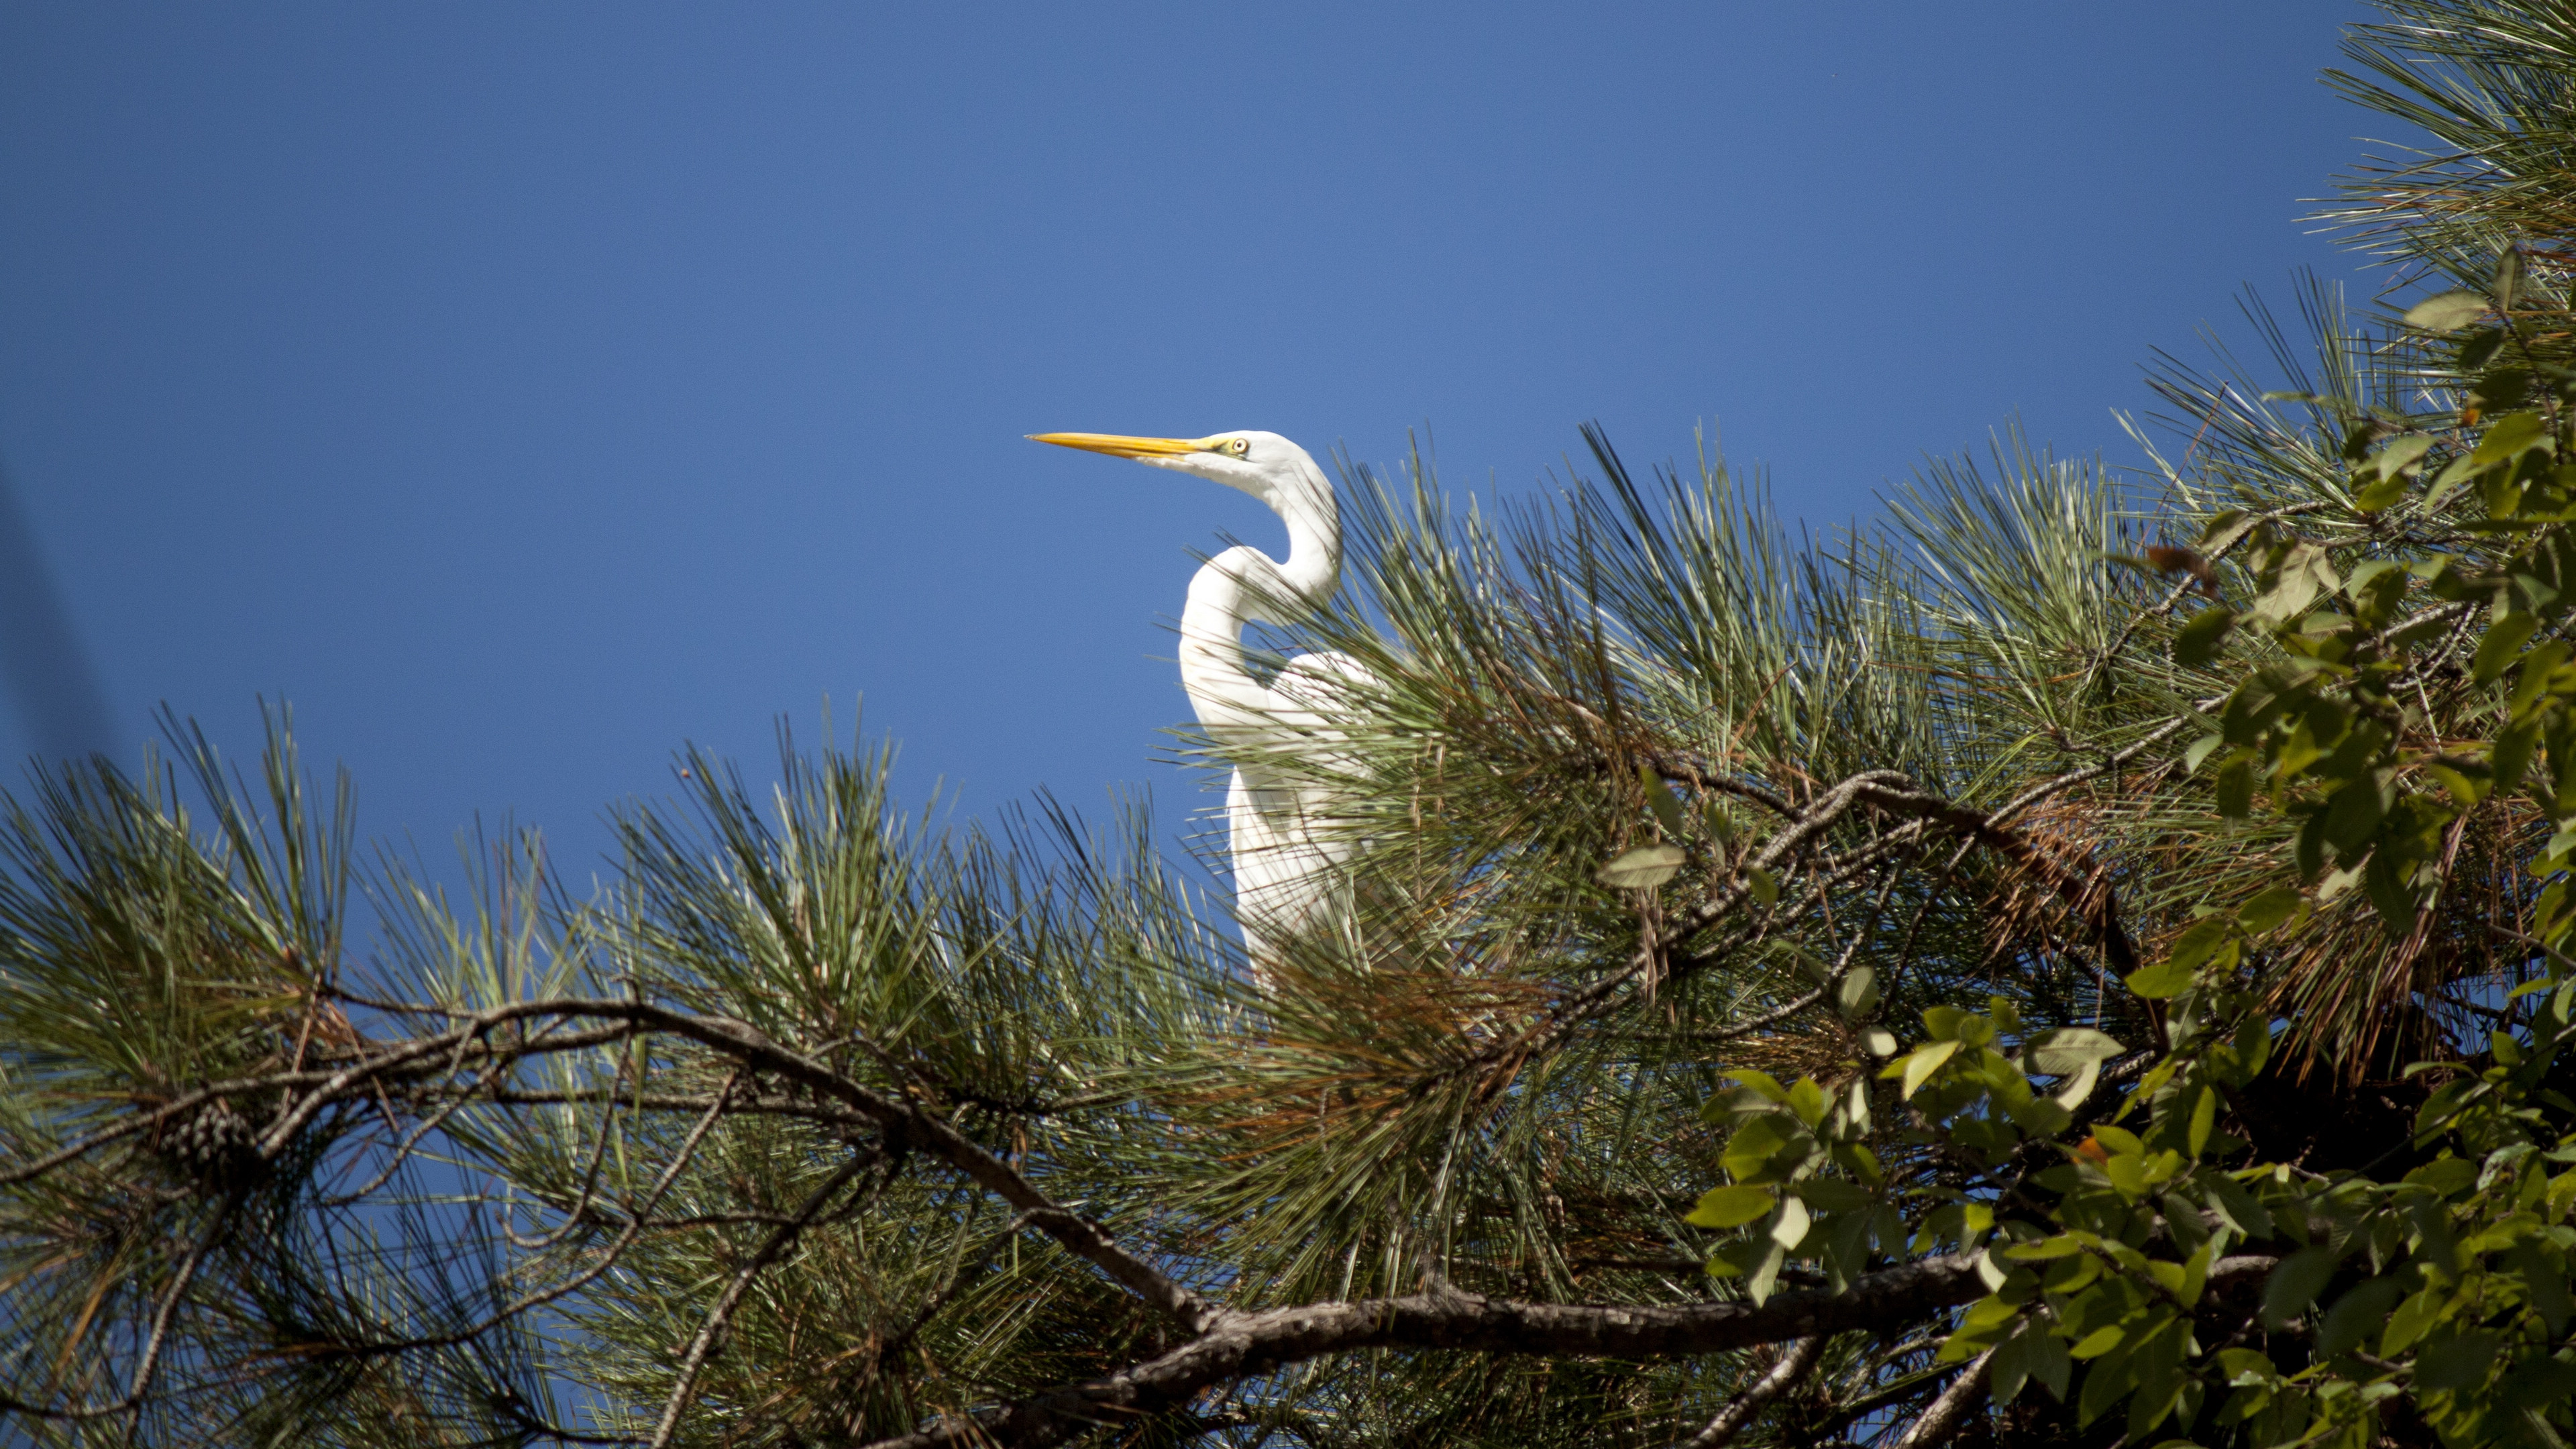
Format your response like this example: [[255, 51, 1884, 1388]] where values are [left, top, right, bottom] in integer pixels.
[[1, 2, 2371, 884]]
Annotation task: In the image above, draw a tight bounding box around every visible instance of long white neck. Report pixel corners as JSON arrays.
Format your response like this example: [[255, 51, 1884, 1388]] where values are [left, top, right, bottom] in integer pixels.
[[1178, 463, 1339, 729]]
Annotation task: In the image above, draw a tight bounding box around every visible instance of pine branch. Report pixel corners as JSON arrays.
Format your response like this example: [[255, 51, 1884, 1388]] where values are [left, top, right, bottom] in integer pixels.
[[854, 1257, 2278, 1449]]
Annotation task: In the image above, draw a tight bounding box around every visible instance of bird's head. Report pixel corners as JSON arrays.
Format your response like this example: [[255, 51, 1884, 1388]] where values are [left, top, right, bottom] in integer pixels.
[[1028, 429, 1326, 517]]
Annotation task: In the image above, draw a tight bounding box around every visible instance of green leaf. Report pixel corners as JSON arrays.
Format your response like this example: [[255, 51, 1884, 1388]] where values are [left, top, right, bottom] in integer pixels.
[[1786, 1076, 1827, 1128], [2004, 1093, 2072, 1135], [2353, 472, 2409, 513], [2316, 1276, 2406, 1355], [2002, 1234, 2083, 1261], [2027, 1328, 2072, 1403], [2494, 715, 2543, 796], [1721, 1114, 1794, 1183], [2216, 1347, 2277, 1388], [1835, 965, 1879, 1018], [2204, 1171, 2268, 1241], [2069, 1324, 2127, 1360], [2471, 410, 2551, 468], [2078, 1334, 2139, 1424], [2373, 433, 2436, 478], [2475, 366, 2535, 412], [1701, 797, 1737, 847], [1862, 1027, 1898, 1057], [2249, 553, 2324, 625], [2502, 1351, 2576, 1411], [2427, 449, 2487, 508], [1792, 1177, 1873, 1213], [1991, 1326, 2031, 1405], [1723, 1069, 1790, 1104], [2237, 886, 2304, 933], [2262, 1246, 2339, 1328], [2403, 1155, 2477, 1197], [1770, 1194, 1811, 1249], [2044, 1252, 2102, 1295], [1957, 1293, 2019, 1338], [2435, 750, 2495, 812], [2506, 1241, 2571, 1336], [2186, 1086, 2217, 1159], [2473, 610, 2541, 683], [2381, 1285, 2446, 1357], [1597, 845, 1684, 890], [2406, 290, 2490, 332], [2090, 1124, 2140, 1157], [1743, 1240, 1786, 1305], [2165, 915, 2235, 972], [2320, 775, 2387, 857], [2105, 1154, 2149, 1197], [2174, 606, 2235, 667], [2053, 1058, 2106, 1111], [2126, 960, 2195, 1000], [2027, 1027, 2123, 1075], [2176, 1240, 2213, 1308], [2416, 1329, 2500, 1391], [1899, 1039, 1962, 1099], [1637, 765, 1684, 837], [1684, 1184, 1776, 1229], [1703, 1240, 1753, 1278], [2183, 735, 2227, 774], [2162, 1191, 2209, 1253], [2215, 757, 2253, 818], [1744, 864, 1778, 906], [2512, 639, 2569, 709]]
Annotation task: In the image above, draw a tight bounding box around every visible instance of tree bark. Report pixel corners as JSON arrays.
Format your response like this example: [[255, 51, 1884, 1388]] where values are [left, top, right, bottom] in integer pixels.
[[1676, 1333, 1826, 1449], [1888, 1345, 1996, 1449], [861, 1254, 2278, 1449]]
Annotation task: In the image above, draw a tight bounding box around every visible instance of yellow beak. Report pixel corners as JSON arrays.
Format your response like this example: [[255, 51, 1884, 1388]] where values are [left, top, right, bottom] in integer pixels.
[[1028, 431, 1208, 460]]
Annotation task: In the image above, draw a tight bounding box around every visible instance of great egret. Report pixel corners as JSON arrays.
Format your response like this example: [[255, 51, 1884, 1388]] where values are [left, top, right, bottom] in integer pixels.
[[1030, 429, 1373, 973]]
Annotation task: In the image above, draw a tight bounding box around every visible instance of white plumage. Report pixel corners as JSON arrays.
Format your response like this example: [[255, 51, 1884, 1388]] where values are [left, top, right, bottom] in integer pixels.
[[1030, 429, 1373, 974]]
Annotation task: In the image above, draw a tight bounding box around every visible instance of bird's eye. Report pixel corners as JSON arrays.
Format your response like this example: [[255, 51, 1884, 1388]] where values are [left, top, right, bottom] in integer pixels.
[[1227, 438, 1250, 456]]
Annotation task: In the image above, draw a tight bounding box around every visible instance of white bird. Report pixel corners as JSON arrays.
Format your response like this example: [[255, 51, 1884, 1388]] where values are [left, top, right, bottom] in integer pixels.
[[1030, 429, 1375, 975]]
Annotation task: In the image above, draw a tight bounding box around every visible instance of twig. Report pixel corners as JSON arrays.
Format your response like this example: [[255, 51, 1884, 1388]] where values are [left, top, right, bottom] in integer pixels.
[[647, 1146, 878, 1448], [0, 1189, 243, 1424], [1886, 1346, 1994, 1449], [1675, 1334, 1825, 1449], [331, 1071, 740, 1357]]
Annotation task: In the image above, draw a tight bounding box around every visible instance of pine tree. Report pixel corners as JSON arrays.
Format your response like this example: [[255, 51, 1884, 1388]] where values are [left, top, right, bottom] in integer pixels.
[[12, 3, 2576, 1446]]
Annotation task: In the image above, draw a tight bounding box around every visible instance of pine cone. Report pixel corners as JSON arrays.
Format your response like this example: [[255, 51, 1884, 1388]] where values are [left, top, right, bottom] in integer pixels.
[[152, 1095, 268, 1191]]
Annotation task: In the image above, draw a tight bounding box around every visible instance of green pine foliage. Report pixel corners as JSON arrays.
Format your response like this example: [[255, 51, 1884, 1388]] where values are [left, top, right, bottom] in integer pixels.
[[12, 2, 2576, 1445]]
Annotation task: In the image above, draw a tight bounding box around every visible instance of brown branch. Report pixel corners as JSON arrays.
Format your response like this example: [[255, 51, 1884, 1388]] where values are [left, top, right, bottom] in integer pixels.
[[1472, 768, 1915, 1080], [474, 1088, 884, 1131], [857, 1253, 1990, 1449], [1886, 1345, 1994, 1449], [374, 999, 1214, 1332], [586, 1002, 1215, 1331], [648, 1146, 878, 1448], [327, 1071, 742, 1358], [1843, 781, 2141, 977], [855, 1253, 2283, 1449], [0, 1187, 244, 1424], [4, 994, 1210, 1335], [1675, 1333, 1825, 1449], [1987, 712, 2198, 832]]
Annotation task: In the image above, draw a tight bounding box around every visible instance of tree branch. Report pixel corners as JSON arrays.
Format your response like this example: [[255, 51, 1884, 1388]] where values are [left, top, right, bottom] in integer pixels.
[[1675, 1333, 1825, 1449], [1886, 1345, 1994, 1449], [858, 1254, 1988, 1449], [857, 1253, 2282, 1449], [649, 1144, 879, 1448]]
